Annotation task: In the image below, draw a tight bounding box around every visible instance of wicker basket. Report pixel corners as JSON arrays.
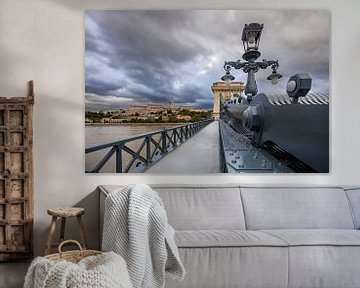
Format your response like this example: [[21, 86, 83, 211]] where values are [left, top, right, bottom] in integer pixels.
[[45, 240, 102, 263]]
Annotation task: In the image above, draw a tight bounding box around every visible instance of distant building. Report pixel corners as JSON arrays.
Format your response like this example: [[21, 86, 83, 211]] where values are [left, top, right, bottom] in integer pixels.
[[124, 104, 165, 116], [176, 115, 192, 122], [89, 99, 212, 124], [102, 118, 124, 123], [190, 108, 211, 113], [103, 101, 206, 123]]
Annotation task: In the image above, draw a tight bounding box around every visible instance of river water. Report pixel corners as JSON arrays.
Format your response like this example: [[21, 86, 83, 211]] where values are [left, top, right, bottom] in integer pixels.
[[85, 124, 177, 173]]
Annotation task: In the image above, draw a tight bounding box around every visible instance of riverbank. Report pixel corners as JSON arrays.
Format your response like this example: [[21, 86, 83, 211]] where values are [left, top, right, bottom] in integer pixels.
[[85, 122, 184, 127]]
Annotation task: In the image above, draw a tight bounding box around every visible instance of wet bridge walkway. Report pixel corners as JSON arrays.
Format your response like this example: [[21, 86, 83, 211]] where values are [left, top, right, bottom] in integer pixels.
[[147, 121, 221, 173]]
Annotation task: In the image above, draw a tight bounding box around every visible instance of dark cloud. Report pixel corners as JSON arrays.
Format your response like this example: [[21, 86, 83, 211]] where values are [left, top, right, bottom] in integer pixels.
[[85, 10, 329, 110]]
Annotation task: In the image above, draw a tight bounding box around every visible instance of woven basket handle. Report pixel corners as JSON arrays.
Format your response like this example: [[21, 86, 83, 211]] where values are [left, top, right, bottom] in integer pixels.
[[58, 240, 83, 255]]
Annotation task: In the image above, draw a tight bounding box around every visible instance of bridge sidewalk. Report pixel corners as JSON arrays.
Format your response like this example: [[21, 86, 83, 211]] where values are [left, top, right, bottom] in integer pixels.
[[146, 121, 221, 173]]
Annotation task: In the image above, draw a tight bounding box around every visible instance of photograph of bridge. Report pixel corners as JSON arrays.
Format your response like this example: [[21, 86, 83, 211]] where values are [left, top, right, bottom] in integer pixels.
[[85, 10, 329, 173]]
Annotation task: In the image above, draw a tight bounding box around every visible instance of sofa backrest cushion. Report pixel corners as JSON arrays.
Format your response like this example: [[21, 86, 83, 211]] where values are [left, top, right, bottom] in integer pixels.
[[153, 186, 246, 230], [240, 187, 355, 230], [345, 188, 360, 229]]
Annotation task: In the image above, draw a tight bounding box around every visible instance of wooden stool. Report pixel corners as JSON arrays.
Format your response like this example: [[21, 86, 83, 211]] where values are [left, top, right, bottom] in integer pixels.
[[45, 207, 87, 255]]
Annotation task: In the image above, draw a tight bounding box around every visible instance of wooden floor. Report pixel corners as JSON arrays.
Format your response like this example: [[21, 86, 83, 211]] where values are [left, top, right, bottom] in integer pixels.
[[147, 121, 221, 173]]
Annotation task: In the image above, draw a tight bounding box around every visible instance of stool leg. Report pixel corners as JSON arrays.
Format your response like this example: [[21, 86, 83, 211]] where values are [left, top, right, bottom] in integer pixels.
[[77, 215, 87, 249], [60, 217, 66, 243], [45, 216, 57, 255]]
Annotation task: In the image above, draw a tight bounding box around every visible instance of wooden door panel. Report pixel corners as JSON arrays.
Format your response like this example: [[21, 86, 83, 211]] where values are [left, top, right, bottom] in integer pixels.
[[9, 110, 24, 127], [0, 153, 4, 172], [0, 133, 4, 146], [0, 82, 34, 261], [10, 132, 24, 146], [0, 205, 4, 219], [0, 110, 4, 126], [0, 180, 4, 198], [11, 180, 24, 198], [10, 152, 24, 174]]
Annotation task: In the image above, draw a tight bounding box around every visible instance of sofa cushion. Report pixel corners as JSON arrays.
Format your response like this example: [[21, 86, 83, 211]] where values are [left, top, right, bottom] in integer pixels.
[[262, 229, 360, 246], [287, 246, 360, 288], [165, 246, 288, 288], [175, 230, 288, 248], [154, 186, 246, 230], [241, 187, 355, 230], [260, 230, 360, 288], [100, 185, 246, 230]]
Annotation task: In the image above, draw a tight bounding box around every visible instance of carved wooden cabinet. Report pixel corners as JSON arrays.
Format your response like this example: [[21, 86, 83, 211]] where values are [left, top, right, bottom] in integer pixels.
[[0, 82, 34, 261]]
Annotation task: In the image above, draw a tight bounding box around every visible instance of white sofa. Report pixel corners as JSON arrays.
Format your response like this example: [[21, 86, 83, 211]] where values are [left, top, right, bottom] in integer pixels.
[[99, 185, 360, 288]]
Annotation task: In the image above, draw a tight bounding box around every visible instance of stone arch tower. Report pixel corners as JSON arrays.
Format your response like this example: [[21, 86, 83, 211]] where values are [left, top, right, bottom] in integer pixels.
[[211, 82, 245, 120]]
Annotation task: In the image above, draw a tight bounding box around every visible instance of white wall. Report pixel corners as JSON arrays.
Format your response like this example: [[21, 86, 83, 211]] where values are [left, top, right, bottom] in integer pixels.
[[0, 0, 359, 256]]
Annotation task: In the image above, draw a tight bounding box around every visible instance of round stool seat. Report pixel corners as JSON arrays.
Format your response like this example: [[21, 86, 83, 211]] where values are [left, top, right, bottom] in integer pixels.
[[45, 207, 87, 255], [47, 207, 85, 218]]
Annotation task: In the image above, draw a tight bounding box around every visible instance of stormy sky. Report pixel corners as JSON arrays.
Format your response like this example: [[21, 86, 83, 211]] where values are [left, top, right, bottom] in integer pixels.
[[85, 10, 329, 111]]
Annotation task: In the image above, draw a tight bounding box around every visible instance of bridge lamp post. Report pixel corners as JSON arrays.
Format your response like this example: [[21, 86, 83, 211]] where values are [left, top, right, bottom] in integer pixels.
[[222, 23, 282, 101], [221, 65, 235, 104]]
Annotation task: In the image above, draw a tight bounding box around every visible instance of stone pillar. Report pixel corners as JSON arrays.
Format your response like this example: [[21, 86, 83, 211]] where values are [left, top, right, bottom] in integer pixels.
[[212, 91, 221, 120]]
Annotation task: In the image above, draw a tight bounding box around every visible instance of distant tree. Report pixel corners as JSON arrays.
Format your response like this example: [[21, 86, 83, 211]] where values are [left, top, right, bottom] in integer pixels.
[[191, 114, 201, 122], [168, 115, 178, 123], [179, 109, 190, 115], [85, 111, 106, 123]]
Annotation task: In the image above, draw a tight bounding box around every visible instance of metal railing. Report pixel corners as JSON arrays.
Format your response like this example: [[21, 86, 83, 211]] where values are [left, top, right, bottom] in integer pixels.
[[85, 119, 213, 173]]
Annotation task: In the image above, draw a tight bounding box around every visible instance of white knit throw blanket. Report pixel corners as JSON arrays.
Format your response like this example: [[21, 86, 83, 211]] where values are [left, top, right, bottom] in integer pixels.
[[24, 252, 133, 288], [102, 184, 185, 288]]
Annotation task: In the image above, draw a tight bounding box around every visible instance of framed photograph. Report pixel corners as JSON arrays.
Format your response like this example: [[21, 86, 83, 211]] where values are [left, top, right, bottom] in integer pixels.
[[85, 10, 329, 174]]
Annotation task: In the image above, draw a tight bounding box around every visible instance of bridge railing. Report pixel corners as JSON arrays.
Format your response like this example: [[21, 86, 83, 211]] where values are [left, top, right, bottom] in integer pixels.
[[85, 119, 213, 173]]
